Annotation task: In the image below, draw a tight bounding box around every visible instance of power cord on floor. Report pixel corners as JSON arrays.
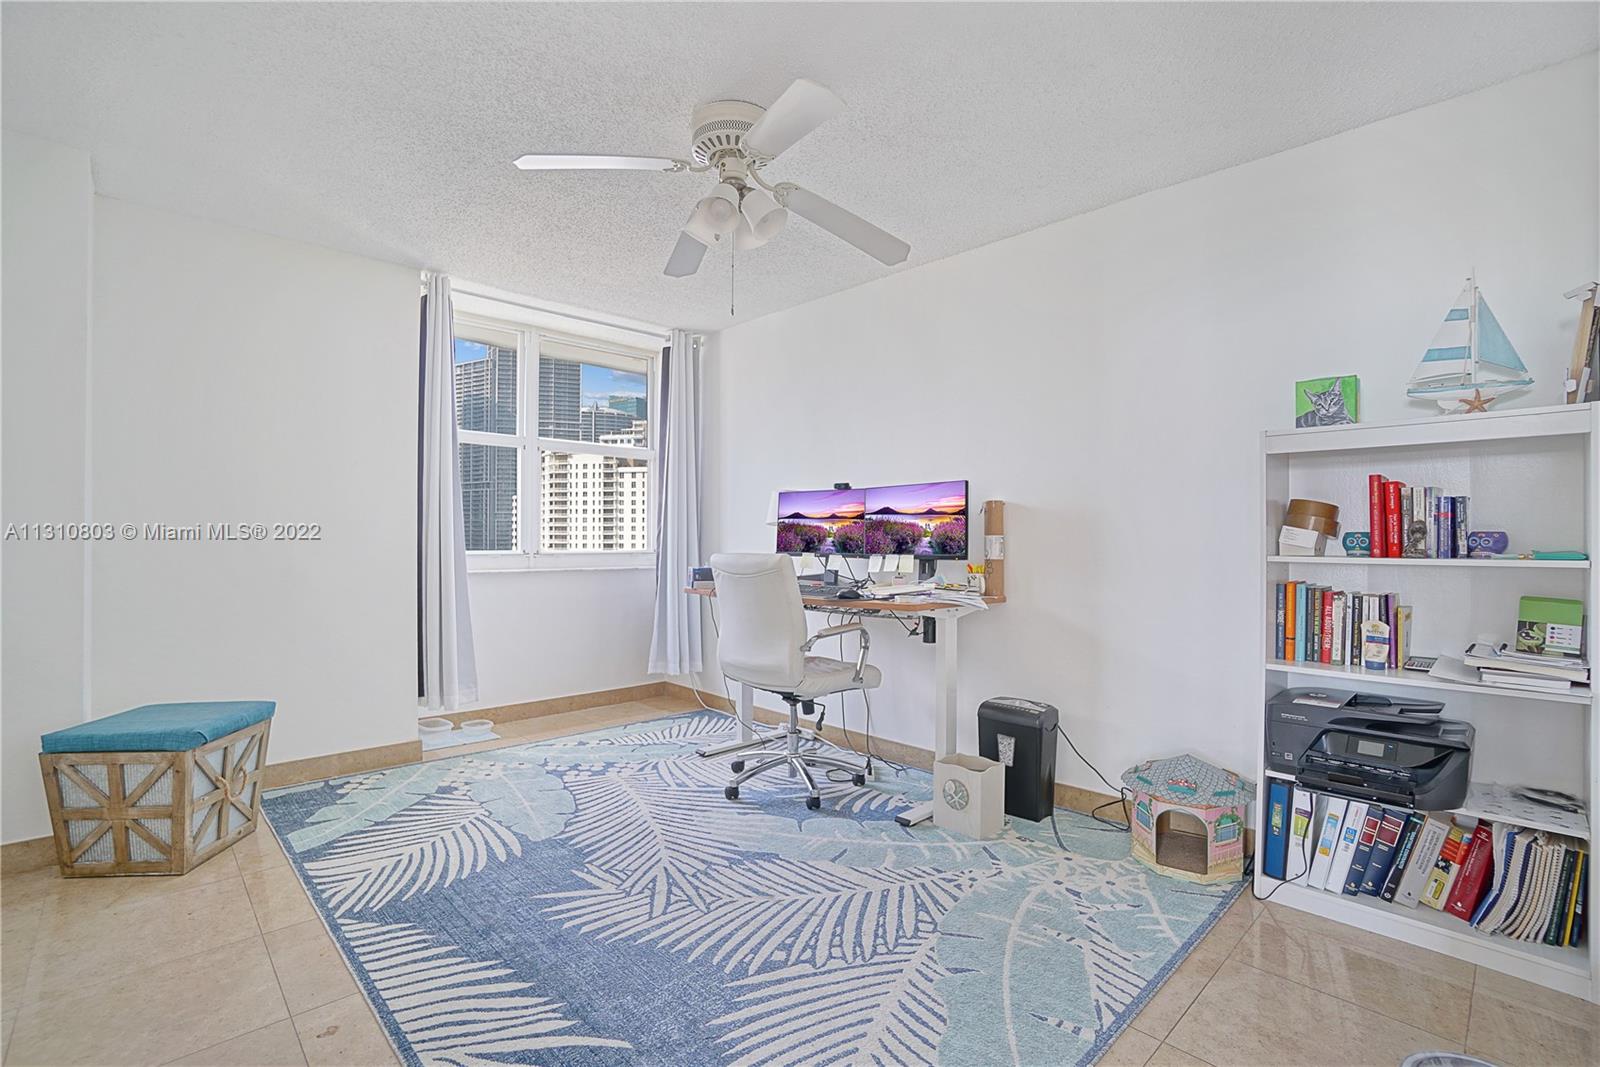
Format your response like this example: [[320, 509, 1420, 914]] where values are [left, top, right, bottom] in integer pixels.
[[1248, 820, 1313, 903], [1048, 722, 1134, 846]]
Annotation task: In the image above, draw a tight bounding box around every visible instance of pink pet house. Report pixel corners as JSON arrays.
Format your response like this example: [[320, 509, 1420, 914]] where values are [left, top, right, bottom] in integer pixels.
[[1121, 754, 1254, 884]]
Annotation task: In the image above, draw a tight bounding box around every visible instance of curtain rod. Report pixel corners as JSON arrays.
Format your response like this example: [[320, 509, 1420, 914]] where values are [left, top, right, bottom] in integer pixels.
[[450, 285, 672, 342]]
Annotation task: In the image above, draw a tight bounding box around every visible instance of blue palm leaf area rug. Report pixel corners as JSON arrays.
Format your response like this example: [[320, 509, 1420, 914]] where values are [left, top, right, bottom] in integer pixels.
[[261, 712, 1242, 1067]]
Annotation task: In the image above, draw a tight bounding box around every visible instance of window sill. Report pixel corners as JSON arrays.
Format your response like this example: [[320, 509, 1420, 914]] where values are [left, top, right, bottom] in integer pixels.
[[467, 551, 656, 574]]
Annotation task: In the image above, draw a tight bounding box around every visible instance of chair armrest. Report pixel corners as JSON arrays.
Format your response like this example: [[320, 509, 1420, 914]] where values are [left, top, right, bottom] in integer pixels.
[[801, 623, 871, 683]]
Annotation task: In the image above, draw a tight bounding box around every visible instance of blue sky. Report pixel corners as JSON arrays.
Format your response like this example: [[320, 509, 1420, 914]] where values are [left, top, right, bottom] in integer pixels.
[[454, 340, 645, 405]]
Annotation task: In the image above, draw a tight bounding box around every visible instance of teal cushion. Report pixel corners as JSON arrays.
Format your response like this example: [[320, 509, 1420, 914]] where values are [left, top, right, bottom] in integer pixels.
[[40, 701, 276, 754]]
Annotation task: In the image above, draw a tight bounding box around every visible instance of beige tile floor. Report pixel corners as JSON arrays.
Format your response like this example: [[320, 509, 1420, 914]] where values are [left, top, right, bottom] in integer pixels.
[[2, 694, 1596, 1066]]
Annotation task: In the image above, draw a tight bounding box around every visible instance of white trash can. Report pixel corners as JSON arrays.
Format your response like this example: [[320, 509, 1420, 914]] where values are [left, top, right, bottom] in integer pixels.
[[933, 754, 1006, 839]]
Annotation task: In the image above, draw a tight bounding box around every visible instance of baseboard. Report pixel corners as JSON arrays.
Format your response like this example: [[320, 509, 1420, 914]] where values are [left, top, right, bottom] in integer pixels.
[[435, 682, 668, 727], [261, 738, 424, 790], [1, 835, 57, 877], [666, 684, 1133, 825]]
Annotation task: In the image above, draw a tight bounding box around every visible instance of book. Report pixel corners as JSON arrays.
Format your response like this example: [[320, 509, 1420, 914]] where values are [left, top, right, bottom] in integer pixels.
[[1394, 605, 1412, 664], [1470, 823, 1512, 926], [1516, 596, 1585, 658], [1320, 589, 1334, 664], [1308, 795, 1349, 890], [1368, 474, 1386, 558], [1573, 852, 1588, 944], [1562, 851, 1586, 946], [1262, 779, 1291, 881], [1274, 582, 1286, 660], [1387, 593, 1399, 669], [1396, 815, 1452, 908], [1477, 827, 1532, 931], [1344, 806, 1384, 895], [1421, 823, 1471, 910], [1439, 495, 1454, 558], [1406, 486, 1427, 558], [1544, 847, 1580, 946], [1289, 787, 1316, 885], [1284, 581, 1298, 661], [1330, 591, 1346, 666], [1383, 480, 1404, 558], [1444, 822, 1495, 920], [1453, 496, 1469, 559], [1360, 808, 1410, 895], [1567, 288, 1598, 403], [1326, 800, 1369, 895], [1294, 582, 1308, 662], [1463, 642, 1589, 682], [1479, 670, 1572, 692], [1379, 812, 1424, 902]]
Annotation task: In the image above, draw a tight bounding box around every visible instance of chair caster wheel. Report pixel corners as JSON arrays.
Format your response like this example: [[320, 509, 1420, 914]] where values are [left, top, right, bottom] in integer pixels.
[[806, 795, 822, 811], [725, 786, 739, 800], [730, 760, 745, 773], [852, 773, 867, 787]]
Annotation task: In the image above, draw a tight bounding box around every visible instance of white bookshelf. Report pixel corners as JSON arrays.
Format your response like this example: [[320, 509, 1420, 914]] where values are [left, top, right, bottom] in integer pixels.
[[1255, 403, 1600, 1003]]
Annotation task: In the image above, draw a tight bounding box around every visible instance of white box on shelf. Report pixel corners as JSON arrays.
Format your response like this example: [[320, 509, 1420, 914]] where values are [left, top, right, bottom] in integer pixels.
[[1278, 525, 1327, 556]]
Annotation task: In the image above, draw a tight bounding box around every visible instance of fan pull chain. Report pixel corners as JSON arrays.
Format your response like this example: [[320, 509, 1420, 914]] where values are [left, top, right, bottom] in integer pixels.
[[729, 239, 736, 317]]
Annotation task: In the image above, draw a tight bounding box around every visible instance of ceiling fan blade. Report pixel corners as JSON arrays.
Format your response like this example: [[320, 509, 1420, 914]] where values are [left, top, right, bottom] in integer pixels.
[[514, 154, 682, 171], [663, 231, 708, 277], [742, 79, 844, 159], [782, 185, 909, 266]]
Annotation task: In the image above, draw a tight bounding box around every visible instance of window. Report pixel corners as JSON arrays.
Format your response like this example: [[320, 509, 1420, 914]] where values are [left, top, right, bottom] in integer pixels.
[[452, 308, 655, 569]]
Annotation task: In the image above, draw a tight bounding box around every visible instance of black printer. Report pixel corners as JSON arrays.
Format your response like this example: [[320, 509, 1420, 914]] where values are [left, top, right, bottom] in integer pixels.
[[1265, 688, 1474, 810]]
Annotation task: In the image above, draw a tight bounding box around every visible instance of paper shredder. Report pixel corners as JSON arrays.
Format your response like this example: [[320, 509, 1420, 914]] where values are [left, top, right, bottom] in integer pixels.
[[977, 697, 1058, 821]]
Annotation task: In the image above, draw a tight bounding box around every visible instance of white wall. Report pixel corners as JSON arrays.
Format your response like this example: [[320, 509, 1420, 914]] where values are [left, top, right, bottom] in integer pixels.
[[1, 131, 93, 843], [86, 198, 420, 783], [698, 56, 1600, 793], [467, 567, 657, 709]]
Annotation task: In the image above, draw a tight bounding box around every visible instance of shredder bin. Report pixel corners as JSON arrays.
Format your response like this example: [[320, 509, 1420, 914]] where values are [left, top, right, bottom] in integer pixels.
[[977, 697, 1058, 821]]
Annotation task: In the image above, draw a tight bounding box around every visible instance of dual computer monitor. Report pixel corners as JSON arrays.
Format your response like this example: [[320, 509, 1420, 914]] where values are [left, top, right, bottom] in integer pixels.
[[775, 480, 969, 560]]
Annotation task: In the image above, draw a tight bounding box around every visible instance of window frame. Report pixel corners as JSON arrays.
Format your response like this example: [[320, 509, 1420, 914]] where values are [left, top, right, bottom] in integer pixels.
[[452, 306, 658, 573]]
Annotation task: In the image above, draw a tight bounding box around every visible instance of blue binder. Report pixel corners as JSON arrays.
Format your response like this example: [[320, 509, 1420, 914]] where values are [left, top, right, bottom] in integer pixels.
[[1262, 779, 1291, 881]]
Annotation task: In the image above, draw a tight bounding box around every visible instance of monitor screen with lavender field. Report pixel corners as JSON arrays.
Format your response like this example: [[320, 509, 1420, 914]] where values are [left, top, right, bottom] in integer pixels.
[[774, 488, 866, 557], [863, 480, 969, 559]]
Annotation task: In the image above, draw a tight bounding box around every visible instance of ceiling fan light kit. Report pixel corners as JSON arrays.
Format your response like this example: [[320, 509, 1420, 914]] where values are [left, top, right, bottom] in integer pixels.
[[513, 77, 910, 285]]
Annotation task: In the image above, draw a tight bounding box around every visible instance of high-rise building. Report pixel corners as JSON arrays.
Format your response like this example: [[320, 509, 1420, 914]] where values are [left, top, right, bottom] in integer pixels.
[[539, 357, 581, 439], [455, 343, 519, 551], [579, 405, 635, 442], [540, 423, 650, 552], [608, 394, 647, 420]]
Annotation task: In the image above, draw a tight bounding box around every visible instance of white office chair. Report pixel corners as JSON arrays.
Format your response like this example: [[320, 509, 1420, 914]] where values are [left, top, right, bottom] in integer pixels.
[[710, 553, 877, 810]]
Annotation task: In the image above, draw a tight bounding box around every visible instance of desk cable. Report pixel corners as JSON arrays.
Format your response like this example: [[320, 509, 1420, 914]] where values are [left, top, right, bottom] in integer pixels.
[[1046, 723, 1134, 848]]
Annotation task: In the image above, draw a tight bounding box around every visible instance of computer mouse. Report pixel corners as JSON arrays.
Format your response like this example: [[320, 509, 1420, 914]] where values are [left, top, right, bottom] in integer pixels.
[[835, 588, 863, 600]]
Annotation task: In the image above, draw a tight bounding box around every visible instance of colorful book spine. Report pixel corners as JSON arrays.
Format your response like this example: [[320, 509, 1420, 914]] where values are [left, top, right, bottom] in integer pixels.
[[1326, 800, 1369, 894], [1440, 495, 1455, 558], [1344, 806, 1384, 895], [1383, 480, 1404, 558], [1284, 582, 1297, 661], [1563, 852, 1586, 946], [1274, 582, 1286, 660], [1454, 496, 1469, 559], [1380, 813, 1425, 902], [1320, 590, 1334, 664], [1295, 582, 1308, 662], [1289, 788, 1316, 885], [1387, 593, 1399, 669], [1262, 779, 1291, 881], [1331, 592, 1346, 666], [1544, 847, 1580, 946], [1572, 854, 1587, 945], [1399, 816, 1453, 908], [1422, 825, 1471, 910], [1360, 808, 1409, 895], [1368, 474, 1386, 558], [1445, 822, 1495, 920]]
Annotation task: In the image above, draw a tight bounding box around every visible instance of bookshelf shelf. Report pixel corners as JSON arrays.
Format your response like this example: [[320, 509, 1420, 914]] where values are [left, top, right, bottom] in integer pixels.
[[1257, 403, 1600, 1005], [1260, 770, 1591, 837], [1266, 555, 1590, 569], [1263, 882, 1589, 997], [1264, 658, 1594, 706]]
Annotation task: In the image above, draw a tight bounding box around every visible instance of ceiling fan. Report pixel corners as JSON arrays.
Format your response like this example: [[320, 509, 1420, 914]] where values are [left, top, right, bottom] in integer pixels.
[[514, 79, 910, 278]]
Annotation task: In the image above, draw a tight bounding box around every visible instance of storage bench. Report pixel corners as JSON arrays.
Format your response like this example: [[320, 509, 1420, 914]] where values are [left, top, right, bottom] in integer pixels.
[[38, 700, 275, 877]]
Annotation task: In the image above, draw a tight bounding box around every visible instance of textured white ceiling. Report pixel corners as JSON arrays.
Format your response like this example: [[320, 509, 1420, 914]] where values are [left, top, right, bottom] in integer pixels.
[[4, 3, 1596, 330]]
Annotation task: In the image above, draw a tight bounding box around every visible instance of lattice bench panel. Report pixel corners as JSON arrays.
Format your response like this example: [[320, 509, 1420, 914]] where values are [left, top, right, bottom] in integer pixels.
[[39, 718, 272, 877]]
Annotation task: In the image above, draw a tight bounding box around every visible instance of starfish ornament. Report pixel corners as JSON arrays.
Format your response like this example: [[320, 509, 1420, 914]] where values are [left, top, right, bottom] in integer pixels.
[[1458, 388, 1493, 413]]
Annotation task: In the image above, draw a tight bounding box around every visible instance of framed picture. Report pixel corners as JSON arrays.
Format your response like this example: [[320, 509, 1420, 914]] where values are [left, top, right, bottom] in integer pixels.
[[1294, 375, 1359, 427]]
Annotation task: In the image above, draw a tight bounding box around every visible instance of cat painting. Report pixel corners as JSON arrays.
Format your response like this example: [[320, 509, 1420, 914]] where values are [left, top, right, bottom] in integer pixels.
[[1294, 376, 1358, 427]]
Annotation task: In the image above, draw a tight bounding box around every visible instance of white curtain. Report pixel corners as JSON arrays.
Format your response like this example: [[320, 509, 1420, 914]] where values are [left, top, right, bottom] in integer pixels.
[[648, 329, 704, 676], [419, 272, 479, 709]]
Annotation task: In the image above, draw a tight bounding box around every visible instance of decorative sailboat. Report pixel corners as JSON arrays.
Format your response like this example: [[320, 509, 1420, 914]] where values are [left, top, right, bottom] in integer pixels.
[[1407, 276, 1533, 413]]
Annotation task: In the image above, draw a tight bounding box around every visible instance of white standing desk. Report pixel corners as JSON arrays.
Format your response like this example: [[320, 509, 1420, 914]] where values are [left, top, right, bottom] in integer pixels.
[[686, 587, 1003, 825]]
